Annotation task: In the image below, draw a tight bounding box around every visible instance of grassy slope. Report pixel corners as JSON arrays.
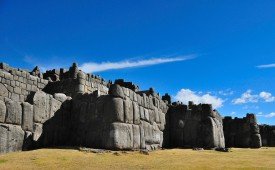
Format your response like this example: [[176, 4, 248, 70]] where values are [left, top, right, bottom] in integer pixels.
[[0, 148, 274, 170]]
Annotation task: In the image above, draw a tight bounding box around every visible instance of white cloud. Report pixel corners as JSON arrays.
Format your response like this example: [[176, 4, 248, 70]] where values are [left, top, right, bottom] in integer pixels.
[[232, 90, 258, 104], [230, 111, 236, 115], [232, 90, 275, 104], [265, 112, 275, 118], [256, 63, 275, 68], [174, 89, 224, 109], [218, 89, 234, 96], [257, 112, 275, 118], [259, 91, 275, 102], [79, 55, 195, 73], [242, 105, 259, 110]]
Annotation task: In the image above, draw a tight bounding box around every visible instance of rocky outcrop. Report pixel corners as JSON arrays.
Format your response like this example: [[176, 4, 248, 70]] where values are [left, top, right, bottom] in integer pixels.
[[223, 114, 262, 148]]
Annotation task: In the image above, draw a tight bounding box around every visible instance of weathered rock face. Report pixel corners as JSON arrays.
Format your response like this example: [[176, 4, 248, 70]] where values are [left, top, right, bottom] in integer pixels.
[[260, 125, 275, 147], [223, 114, 262, 148], [165, 102, 225, 148]]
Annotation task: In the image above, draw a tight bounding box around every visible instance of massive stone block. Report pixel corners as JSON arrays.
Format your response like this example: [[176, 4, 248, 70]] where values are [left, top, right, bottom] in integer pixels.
[[124, 98, 133, 124], [49, 97, 62, 118], [0, 83, 8, 98], [132, 124, 141, 149], [133, 101, 140, 124], [0, 123, 24, 153], [251, 134, 262, 148], [5, 99, 22, 125], [104, 97, 124, 122], [159, 112, 165, 131], [139, 124, 146, 149], [109, 84, 124, 99], [22, 102, 33, 132], [54, 93, 67, 103], [0, 100, 6, 123], [33, 91, 49, 123], [33, 123, 43, 142], [108, 123, 133, 150], [202, 117, 225, 148]]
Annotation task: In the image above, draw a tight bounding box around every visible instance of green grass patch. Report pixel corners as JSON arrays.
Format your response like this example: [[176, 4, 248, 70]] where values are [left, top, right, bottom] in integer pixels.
[[0, 159, 7, 164]]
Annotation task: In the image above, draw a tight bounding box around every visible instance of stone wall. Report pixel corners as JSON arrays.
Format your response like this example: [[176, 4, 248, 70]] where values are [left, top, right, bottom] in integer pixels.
[[165, 102, 225, 149], [0, 63, 49, 102], [69, 83, 168, 150], [43, 63, 109, 97], [260, 125, 275, 147], [223, 114, 262, 148], [1, 62, 270, 154], [0, 90, 70, 153]]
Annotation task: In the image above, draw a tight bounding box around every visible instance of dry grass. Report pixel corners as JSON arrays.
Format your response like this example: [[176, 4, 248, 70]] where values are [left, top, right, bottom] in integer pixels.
[[0, 147, 275, 170]]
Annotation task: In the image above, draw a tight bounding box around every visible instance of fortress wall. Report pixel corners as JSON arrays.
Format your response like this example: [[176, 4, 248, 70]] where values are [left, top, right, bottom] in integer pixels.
[[0, 90, 71, 153], [0, 62, 269, 154], [166, 102, 225, 148], [223, 114, 262, 148], [43, 64, 109, 97], [259, 125, 275, 146], [0, 63, 49, 102], [68, 84, 168, 150]]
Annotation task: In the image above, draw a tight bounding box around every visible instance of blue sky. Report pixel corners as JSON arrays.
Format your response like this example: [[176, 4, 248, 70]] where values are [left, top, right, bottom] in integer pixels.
[[0, 0, 275, 124]]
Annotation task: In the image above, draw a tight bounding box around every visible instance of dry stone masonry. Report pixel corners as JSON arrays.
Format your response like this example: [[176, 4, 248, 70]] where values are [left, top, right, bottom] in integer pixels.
[[259, 125, 275, 147], [0, 62, 272, 154], [223, 114, 262, 148], [165, 101, 225, 148]]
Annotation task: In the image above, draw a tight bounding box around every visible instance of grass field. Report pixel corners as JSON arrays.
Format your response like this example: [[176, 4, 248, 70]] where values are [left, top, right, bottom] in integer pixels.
[[0, 147, 274, 170]]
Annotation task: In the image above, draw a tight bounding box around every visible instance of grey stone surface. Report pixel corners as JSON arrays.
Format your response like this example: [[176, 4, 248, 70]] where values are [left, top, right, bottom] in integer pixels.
[[166, 103, 225, 149], [105, 97, 124, 122], [33, 123, 43, 141], [0, 100, 6, 123], [54, 93, 67, 102], [108, 123, 133, 150], [133, 102, 140, 124], [132, 124, 140, 149], [33, 91, 49, 123], [5, 99, 22, 125], [124, 98, 133, 124], [0, 123, 24, 153], [22, 102, 33, 132], [0, 83, 8, 97], [109, 84, 124, 98], [50, 97, 62, 118], [260, 125, 275, 147], [139, 124, 146, 149], [223, 114, 262, 148]]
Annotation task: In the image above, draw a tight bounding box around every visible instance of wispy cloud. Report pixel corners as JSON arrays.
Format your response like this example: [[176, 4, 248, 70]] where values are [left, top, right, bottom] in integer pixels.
[[174, 89, 224, 109], [79, 55, 195, 73], [232, 90, 275, 104], [256, 63, 275, 68], [257, 112, 275, 118], [232, 90, 258, 104], [218, 89, 234, 96]]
